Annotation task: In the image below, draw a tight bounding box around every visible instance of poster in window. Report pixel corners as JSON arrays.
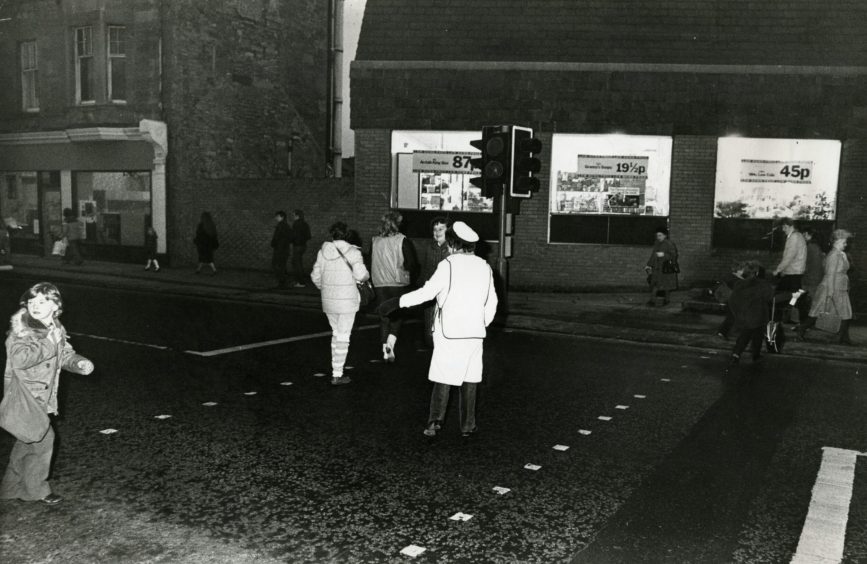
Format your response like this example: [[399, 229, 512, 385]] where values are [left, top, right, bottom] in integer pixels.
[[714, 138, 840, 220], [549, 135, 671, 216]]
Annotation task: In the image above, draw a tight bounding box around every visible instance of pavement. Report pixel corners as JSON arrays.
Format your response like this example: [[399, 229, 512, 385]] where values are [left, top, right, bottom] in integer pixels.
[[1, 254, 864, 366]]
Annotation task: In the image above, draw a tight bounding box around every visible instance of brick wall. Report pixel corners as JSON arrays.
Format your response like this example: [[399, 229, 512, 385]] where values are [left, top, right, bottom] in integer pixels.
[[161, 0, 333, 268]]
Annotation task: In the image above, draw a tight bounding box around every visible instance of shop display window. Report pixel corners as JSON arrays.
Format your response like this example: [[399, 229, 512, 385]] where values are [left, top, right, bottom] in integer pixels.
[[0, 172, 39, 238], [548, 134, 672, 244], [712, 137, 840, 250], [392, 131, 493, 214], [72, 171, 151, 247]]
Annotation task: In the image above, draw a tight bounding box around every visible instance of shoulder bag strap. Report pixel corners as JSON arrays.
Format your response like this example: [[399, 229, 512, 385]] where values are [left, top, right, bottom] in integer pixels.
[[333, 244, 354, 274]]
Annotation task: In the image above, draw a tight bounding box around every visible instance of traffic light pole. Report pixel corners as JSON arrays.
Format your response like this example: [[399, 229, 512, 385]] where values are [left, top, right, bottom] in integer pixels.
[[497, 187, 509, 312]]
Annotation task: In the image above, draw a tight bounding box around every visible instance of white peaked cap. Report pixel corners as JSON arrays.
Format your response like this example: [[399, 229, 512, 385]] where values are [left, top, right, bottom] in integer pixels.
[[452, 221, 479, 243]]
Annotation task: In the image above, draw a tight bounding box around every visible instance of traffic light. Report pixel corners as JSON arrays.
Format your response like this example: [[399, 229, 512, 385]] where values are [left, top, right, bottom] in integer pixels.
[[509, 126, 543, 198], [469, 125, 512, 198]]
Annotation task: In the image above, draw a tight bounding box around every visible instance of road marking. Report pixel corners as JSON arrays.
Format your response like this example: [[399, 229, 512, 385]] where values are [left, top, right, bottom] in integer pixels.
[[70, 332, 171, 351], [181, 324, 378, 357], [791, 447, 865, 564]]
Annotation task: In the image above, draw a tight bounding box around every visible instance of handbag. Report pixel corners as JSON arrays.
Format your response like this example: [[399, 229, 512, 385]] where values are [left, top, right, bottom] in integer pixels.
[[334, 245, 375, 307], [662, 259, 680, 274], [52, 238, 68, 257], [0, 372, 51, 444], [815, 298, 842, 333]]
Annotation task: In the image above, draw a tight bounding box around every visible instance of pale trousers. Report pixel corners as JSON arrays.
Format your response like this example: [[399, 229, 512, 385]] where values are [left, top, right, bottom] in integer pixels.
[[325, 312, 356, 377], [0, 426, 55, 501]]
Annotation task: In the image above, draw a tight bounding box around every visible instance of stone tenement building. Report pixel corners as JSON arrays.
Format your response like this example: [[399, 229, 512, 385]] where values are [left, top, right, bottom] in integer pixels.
[[351, 0, 867, 309], [0, 0, 349, 268]]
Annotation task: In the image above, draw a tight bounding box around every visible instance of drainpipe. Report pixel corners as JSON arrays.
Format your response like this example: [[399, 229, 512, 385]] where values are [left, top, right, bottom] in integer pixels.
[[329, 0, 344, 178]]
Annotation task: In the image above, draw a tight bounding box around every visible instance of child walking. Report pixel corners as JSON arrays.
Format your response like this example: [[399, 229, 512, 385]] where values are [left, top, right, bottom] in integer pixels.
[[0, 282, 94, 505], [144, 226, 160, 272]]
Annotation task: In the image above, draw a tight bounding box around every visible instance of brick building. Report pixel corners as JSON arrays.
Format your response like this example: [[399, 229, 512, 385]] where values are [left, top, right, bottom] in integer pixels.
[[0, 0, 348, 269], [351, 0, 867, 310]]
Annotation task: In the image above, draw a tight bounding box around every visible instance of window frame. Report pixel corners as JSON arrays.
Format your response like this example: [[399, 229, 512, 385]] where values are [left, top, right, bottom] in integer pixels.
[[74, 26, 95, 105], [20, 40, 39, 112], [107, 25, 127, 103]]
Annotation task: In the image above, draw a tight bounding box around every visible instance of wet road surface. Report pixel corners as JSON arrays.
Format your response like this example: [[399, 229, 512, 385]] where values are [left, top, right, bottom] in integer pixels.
[[1, 279, 865, 563]]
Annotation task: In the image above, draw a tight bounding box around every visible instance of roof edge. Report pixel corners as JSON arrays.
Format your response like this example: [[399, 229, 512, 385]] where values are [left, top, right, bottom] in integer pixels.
[[352, 60, 867, 76]]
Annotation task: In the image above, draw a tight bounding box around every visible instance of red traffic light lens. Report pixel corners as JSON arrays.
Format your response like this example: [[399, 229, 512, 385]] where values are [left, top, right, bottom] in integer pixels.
[[486, 136, 505, 157]]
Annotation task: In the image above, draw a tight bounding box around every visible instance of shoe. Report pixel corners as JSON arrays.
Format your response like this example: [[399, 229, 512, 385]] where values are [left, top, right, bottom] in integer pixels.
[[461, 427, 478, 438], [40, 493, 63, 505], [154, 266, 160, 272], [423, 424, 437, 437], [293, 283, 306, 288], [330, 376, 352, 386], [724, 354, 739, 374], [385, 346, 395, 363], [144, 265, 151, 271]]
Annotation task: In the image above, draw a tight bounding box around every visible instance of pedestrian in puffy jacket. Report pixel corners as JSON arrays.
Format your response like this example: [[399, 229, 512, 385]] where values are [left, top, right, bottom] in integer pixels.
[[0, 282, 94, 505], [311, 222, 370, 386]]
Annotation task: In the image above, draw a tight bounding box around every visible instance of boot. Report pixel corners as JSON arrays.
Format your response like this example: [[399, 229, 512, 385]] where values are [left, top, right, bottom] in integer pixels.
[[839, 320, 853, 345], [796, 316, 816, 341]]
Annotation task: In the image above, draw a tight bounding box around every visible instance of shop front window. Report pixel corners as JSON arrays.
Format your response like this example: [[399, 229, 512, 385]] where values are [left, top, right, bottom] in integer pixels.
[[392, 131, 493, 214], [549, 134, 673, 244], [1, 172, 39, 238], [712, 137, 841, 250], [72, 172, 151, 247]]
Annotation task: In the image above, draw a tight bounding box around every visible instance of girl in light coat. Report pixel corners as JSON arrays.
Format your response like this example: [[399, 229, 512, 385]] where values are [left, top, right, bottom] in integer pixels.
[[1, 282, 94, 505], [311, 222, 370, 385], [381, 221, 498, 437]]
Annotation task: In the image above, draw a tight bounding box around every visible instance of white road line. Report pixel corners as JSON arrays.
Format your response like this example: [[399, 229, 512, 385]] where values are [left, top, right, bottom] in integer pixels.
[[184, 324, 380, 357], [70, 332, 171, 351], [791, 447, 865, 564]]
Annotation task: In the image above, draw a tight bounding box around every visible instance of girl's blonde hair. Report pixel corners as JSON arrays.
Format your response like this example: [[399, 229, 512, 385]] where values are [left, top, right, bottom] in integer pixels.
[[19, 282, 63, 317]]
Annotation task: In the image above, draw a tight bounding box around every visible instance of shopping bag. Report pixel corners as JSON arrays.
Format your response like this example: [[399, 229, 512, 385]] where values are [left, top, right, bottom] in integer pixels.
[[0, 374, 50, 443], [765, 320, 785, 353], [765, 299, 785, 353], [814, 298, 842, 333], [52, 238, 68, 257]]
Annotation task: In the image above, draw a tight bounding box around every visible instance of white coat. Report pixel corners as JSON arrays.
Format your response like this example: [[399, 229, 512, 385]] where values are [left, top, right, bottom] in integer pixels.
[[311, 240, 370, 314], [400, 253, 498, 385]]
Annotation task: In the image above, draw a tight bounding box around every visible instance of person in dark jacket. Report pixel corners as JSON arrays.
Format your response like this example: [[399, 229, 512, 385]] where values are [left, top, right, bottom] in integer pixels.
[[144, 226, 159, 272], [725, 261, 798, 371], [291, 209, 311, 287], [644, 227, 678, 306], [194, 212, 219, 275], [418, 217, 450, 348], [270, 211, 293, 289]]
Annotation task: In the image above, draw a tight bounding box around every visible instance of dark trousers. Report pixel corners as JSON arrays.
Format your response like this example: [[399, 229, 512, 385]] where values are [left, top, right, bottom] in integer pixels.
[[63, 239, 83, 265], [422, 304, 436, 348], [272, 250, 290, 288], [718, 307, 734, 337], [776, 274, 807, 322], [377, 286, 408, 343], [732, 327, 764, 359], [428, 382, 478, 433], [291, 244, 306, 283]]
